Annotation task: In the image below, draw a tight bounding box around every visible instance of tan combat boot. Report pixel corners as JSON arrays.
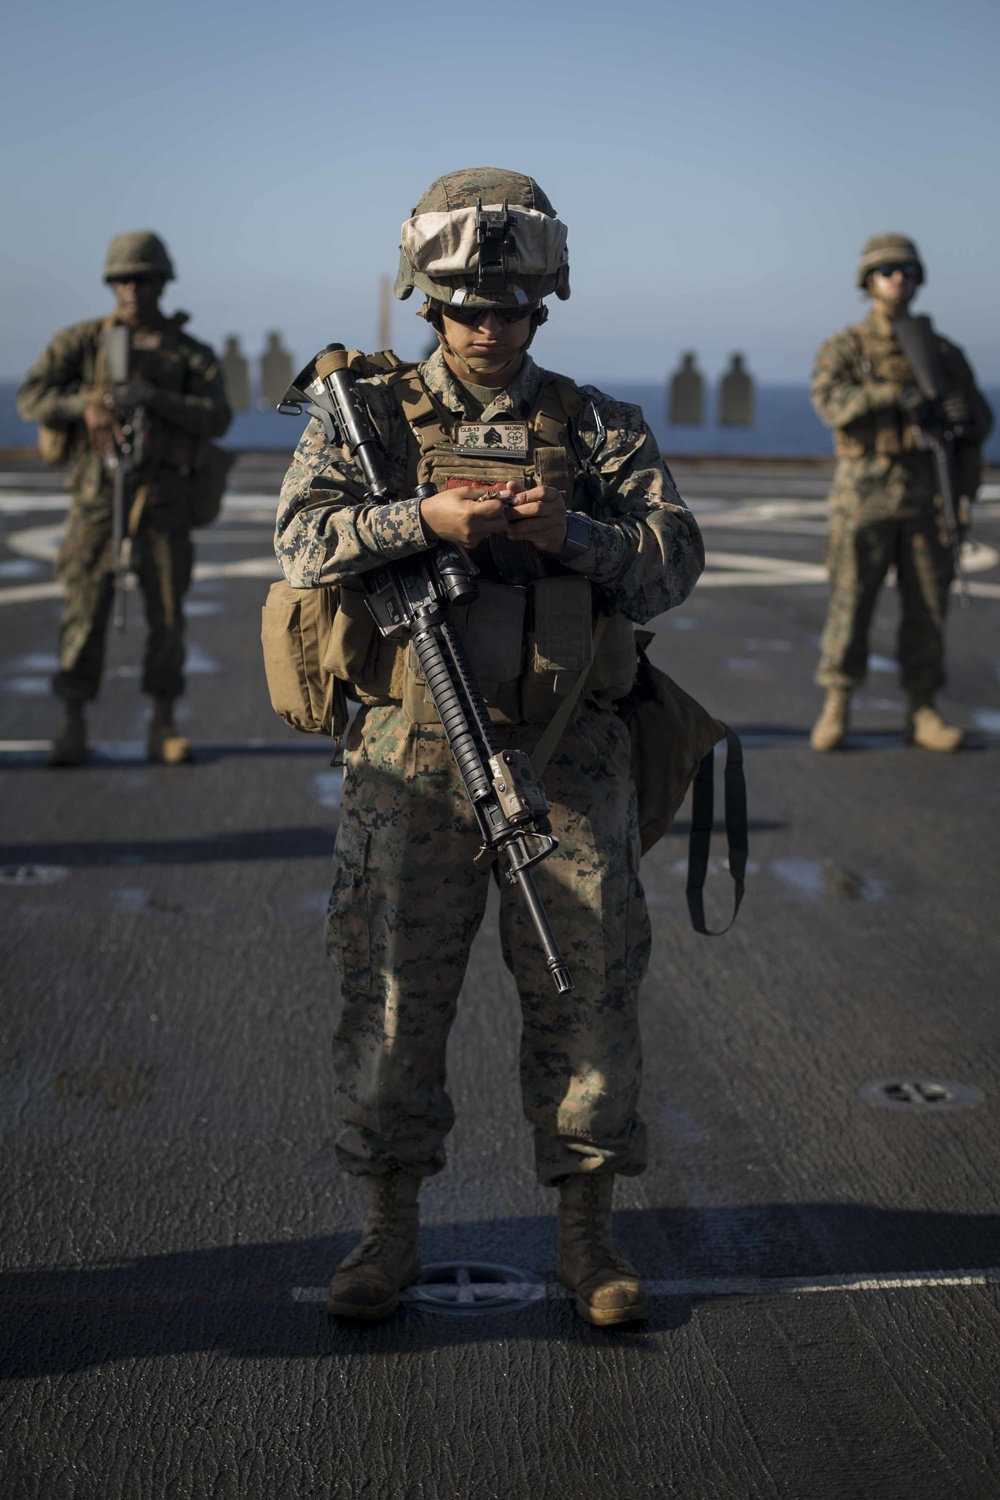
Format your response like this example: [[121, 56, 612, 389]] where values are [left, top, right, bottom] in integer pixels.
[[48, 702, 87, 767], [147, 699, 193, 764], [556, 1174, 648, 1327], [810, 688, 851, 752], [906, 700, 963, 753], [326, 1172, 422, 1321]]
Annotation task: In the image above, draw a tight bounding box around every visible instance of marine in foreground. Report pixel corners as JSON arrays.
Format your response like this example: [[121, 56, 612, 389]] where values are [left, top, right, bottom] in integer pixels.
[[810, 233, 993, 752], [17, 231, 232, 766], [275, 168, 704, 1325]]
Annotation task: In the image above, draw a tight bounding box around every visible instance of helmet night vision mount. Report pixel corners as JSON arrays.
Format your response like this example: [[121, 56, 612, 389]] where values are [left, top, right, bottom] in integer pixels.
[[395, 168, 570, 309]]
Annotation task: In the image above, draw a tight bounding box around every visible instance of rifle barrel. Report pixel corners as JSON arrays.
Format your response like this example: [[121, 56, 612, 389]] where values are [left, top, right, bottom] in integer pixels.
[[111, 458, 127, 632], [512, 866, 574, 993]]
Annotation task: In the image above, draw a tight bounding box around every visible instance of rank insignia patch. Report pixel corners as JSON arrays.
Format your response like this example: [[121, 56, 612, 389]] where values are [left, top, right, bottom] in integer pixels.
[[454, 422, 529, 458]]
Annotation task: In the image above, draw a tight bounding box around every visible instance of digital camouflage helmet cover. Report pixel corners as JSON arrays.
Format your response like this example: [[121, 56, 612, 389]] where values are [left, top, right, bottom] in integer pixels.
[[856, 233, 924, 290], [394, 168, 570, 311], [103, 231, 175, 283]]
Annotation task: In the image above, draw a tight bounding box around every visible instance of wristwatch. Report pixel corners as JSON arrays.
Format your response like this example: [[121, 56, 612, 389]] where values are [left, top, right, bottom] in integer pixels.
[[558, 511, 593, 562]]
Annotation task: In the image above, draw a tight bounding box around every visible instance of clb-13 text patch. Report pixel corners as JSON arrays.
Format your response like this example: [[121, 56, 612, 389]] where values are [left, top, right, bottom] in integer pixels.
[[454, 422, 530, 458]]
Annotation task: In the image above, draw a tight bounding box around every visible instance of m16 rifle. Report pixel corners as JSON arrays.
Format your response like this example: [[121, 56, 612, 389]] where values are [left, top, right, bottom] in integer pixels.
[[280, 343, 574, 994], [892, 313, 969, 601], [102, 324, 147, 631]]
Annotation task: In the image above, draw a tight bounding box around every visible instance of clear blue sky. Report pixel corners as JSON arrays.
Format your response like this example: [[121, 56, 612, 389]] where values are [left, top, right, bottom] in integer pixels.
[[2, 0, 998, 383]]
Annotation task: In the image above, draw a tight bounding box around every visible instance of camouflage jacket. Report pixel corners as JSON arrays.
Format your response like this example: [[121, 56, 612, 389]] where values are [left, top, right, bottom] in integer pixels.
[[275, 348, 704, 624], [811, 307, 993, 521], [17, 312, 231, 511]]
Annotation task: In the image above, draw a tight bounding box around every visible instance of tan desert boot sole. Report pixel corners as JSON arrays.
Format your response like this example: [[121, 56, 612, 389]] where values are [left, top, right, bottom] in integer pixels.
[[148, 733, 194, 764], [559, 1273, 649, 1327], [809, 691, 850, 752], [906, 706, 963, 753]]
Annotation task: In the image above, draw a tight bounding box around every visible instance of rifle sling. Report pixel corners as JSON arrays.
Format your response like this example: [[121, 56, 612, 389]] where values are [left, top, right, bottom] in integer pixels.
[[686, 728, 747, 936], [531, 613, 609, 778]]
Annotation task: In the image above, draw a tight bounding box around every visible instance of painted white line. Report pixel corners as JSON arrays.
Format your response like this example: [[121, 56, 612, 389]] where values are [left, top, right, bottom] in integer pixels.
[[699, 500, 830, 526], [708, 551, 823, 573], [0, 495, 280, 520], [0, 582, 62, 604], [700, 541, 998, 591], [194, 557, 280, 580], [0, 737, 325, 759], [700, 554, 829, 587], [961, 541, 1000, 572], [291, 1266, 1000, 1305], [6, 524, 63, 560], [7, 523, 284, 575], [0, 494, 71, 514], [4, 559, 995, 605], [0, 556, 282, 605]]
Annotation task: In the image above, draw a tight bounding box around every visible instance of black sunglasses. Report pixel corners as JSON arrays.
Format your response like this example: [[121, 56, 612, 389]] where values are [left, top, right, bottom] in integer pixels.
[[872, 262, 921, 279], [108, 273, 162, 286], [443, 302, 536, 326]]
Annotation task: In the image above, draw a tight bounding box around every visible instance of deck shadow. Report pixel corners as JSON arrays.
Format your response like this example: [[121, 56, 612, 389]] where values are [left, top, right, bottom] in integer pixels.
[[1, 1202, 996, 1373]]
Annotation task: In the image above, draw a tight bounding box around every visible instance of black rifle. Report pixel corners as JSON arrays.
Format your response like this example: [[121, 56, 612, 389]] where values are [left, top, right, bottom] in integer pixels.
[[280, 344, 574, 994], [892, 313, 968, 599], [102, 325, 147, 631]]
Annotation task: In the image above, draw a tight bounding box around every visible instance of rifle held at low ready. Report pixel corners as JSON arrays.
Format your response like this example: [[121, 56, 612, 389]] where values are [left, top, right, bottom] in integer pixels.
[[102, 324, 147, 631], [280, 344, 574, 994], [892, 313, 969, 602]]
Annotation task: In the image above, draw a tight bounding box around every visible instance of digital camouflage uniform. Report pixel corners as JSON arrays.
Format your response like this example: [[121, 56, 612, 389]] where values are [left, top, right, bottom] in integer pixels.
[[17, 314, 231, 703], [811, 306, 992, 696], [276, 346, 704, 1184]]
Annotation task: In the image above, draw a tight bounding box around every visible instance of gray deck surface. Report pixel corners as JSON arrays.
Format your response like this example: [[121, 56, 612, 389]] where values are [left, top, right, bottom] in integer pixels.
[[1, 455, 998, 1499]]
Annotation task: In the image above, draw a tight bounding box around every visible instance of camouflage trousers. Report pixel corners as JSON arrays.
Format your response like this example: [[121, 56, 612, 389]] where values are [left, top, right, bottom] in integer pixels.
[[326, 701, 651, 1185], [816, 510, 955, 697], [53, 503, 194, 703]]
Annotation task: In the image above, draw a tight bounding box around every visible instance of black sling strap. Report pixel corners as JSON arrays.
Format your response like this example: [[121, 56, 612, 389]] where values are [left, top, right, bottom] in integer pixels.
[[685, 728, 747, 936]]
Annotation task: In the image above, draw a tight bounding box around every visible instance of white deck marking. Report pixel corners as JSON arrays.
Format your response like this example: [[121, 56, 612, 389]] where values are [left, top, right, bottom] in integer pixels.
[[0, 737, 324, 759], [0, 556, 281, 606], [3, 560, 996, 607], [0, 494, 72, 514], [0, 581, 62, 605], [291, 1266, 1000, 1305], [1, 495, 995, 604]]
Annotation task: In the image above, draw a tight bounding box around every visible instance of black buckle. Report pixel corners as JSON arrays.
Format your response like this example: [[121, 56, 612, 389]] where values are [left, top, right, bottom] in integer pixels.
[[475, 198, 514, 294]]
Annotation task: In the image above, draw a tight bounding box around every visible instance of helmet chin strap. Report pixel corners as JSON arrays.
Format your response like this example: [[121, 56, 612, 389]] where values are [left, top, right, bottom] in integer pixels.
[[420, 300, 546, 376]]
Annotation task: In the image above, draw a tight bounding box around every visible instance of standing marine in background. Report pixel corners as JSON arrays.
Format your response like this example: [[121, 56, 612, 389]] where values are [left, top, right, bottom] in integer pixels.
[[275, 168, 704, 1325], [17, 231, 232, 766], [810, 234, 992, 752]]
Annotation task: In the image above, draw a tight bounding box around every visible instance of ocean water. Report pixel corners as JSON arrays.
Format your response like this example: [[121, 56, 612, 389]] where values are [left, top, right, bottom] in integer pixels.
[[2, 378, 998, 461]]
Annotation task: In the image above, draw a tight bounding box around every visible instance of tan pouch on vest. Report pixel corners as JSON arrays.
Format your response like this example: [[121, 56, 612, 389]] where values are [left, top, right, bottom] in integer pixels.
[[323, 583, 403, 702], [261, 580, 347, 737]]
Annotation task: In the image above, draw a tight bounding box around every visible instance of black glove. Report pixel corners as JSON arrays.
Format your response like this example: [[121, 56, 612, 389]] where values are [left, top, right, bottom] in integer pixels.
[[942, 391, 972, 426]]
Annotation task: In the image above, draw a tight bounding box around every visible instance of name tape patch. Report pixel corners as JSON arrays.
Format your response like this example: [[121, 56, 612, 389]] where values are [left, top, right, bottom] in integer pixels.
[[454, 422, 529, 458]]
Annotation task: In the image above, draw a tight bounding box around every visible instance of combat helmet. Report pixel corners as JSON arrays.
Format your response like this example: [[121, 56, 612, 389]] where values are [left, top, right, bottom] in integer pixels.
[[103, 230, 175, 283], [394, 168, 570, 310], [856, 233, 924, 289]]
